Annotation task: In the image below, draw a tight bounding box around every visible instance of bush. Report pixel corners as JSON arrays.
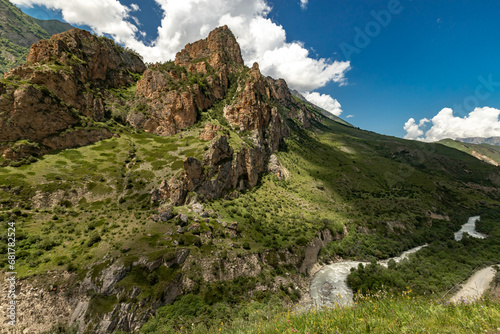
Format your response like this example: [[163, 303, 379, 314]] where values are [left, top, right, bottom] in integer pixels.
[[87, 232, 101, 247], [296, 237, 309, 246], [67, 262, 78, 272]]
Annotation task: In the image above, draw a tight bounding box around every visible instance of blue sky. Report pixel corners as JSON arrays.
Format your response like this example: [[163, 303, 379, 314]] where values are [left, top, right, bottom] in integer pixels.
[[14, 0, 500, 141]]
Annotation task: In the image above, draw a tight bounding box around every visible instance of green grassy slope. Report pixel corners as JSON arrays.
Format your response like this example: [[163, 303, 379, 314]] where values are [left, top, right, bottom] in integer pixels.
[[188, 295, 500, 334], [33, 18, 73, 36], [2, 110, 500, 333], [0, 0, 72, 74], [1, 88, 499, 272], [0, 37, 28, 74], [1, 35, 499, 330], [137, 114, 500, 333], [1, 103, 498, 280], [440, 138, 500, 166], [0, 0, 48, 74], [0, 0, 49, 47]]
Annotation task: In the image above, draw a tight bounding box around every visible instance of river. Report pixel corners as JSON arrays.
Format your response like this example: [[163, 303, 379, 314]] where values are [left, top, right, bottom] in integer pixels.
[[454, 216, 486, 241], [309, 245, 426, 308], [308, 216, 487, 308]]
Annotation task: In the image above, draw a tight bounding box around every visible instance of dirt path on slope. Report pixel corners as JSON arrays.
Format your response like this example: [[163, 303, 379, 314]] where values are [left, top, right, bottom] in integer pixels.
[[451, 266, 497, 302]]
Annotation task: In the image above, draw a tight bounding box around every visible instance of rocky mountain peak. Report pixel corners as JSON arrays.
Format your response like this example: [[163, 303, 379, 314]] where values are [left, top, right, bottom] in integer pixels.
[[21, 28, 145, 86], [0, 28, 145, 159], [174, 25, 244, 73]]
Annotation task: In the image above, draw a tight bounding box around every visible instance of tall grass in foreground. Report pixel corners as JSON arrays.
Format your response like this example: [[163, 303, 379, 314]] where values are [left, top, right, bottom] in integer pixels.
[[201, 293, 500, 334]]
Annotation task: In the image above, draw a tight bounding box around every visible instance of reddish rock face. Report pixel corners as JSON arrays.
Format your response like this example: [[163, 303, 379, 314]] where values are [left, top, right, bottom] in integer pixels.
[[199, 123, 222, 141], [174, 25, 244, 74], [5, 28, 145, 120], [135, 68, 213, 136], [135, 26, 245, 137], [24, 28, 145, 86], [223, 62, 273, 133], [1, 24, 308, 204], [0, 28, 144, 158], [0, 84, 78, 142]]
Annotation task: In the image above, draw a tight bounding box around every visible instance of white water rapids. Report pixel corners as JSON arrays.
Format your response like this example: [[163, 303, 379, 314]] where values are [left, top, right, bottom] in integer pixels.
[[309, 245, 426, 308], [308, 216, 487, 308], [454, 216, 486, 241]]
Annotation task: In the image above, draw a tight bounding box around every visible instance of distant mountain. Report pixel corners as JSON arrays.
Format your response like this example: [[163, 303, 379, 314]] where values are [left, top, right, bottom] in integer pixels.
[[290, 89, 352, 126], [33, 18, 74, 36], [456, 137, 500, 146], [0, 0, 73, 74], [439, 138, 500, 166]]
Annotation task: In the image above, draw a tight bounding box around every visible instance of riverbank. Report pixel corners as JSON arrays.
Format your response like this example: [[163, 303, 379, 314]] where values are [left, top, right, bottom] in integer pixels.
[[451, 266, 498, 302], [307, 215, 496, 308]]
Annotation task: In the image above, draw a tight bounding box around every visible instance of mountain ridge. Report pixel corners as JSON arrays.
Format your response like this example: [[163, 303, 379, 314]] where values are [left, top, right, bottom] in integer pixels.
[[439, 138, 500, 166], [33, 17, 74, 36], [290, 89, 352, 126], [456, 136, 500, 146]]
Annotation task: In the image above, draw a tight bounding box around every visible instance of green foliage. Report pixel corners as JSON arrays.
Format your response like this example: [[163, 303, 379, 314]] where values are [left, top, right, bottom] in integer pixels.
[[32, 18, 73, 36], [439, 138, 500, 166], [347, 211, 500, 295], [0, 37, 29, 75], [41, 323, 78, 334], [193, 294, 500, 334], [141, 294, 284, 333], [88, 295, 117, 315], [0, 0, 56, 74], [154, 61, 187, 77], [87, 231, 101, 247]]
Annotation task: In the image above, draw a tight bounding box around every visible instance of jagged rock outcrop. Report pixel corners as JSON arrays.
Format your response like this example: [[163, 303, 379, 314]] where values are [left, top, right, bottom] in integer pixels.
[[224, 63, 274, 132], [199, 123, 222, 141], [0, 83, 78, 142], [175, 25, 244, 74], [134, 25, 244, 136], [268, 154, 289, 179], [0, 28, 144, 159], [145, 27, 303, 205], [152, 134, 272, 205], [300, 229, 334, 274], [6, 28, 144, 118]]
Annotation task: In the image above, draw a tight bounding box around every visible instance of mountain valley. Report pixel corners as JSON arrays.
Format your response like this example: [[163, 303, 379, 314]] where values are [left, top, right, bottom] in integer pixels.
[[0, 15, 498, 334]]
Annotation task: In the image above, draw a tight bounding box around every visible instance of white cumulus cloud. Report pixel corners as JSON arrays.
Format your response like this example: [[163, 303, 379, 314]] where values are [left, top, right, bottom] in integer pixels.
[[303, 92, 343, 116], [12, 0, 141, 47], [300, 0, 308, 10], [12, 0, 349, 102], [404, 107, 500, 142]]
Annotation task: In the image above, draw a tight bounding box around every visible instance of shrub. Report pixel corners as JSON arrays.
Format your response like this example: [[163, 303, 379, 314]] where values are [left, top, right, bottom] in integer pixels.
[[296, 236, 309, 246], [87, 232, 101, 247]]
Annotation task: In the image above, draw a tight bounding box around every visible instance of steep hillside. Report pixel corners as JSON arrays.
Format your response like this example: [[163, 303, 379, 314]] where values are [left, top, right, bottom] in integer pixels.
[[0, 0, 72, 74], [0, 27, 499, 333], [439, 138, 500, 166], [33, 17, 74, 36], [290, 89, 352, 126]]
